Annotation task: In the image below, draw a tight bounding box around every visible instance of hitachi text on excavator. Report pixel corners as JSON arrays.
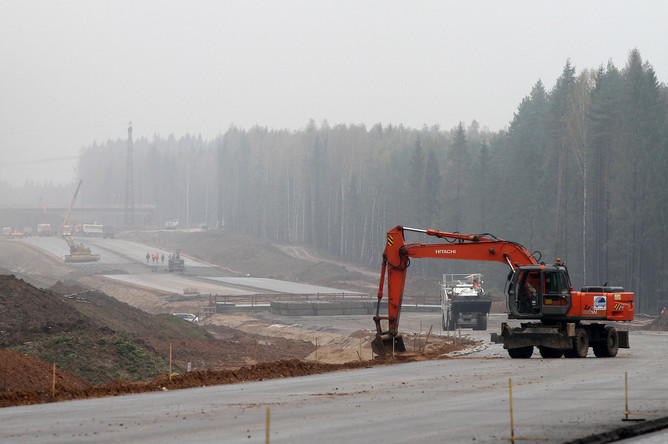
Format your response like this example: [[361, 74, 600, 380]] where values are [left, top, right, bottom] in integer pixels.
[[371, 226, 634, 359]]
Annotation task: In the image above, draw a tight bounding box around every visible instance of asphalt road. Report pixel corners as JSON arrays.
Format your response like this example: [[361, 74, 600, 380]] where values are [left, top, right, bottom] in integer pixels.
[[21, 236, 358, 296], [1, 312, 666, 443], [22, 236, 212, 271]]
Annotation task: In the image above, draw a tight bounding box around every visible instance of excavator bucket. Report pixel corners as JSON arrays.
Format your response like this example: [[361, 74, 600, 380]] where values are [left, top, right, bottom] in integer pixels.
[[371, 333, 406, 356]]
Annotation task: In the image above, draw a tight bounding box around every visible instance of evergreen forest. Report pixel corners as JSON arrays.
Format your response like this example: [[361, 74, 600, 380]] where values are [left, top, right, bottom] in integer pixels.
[[4, 50, 667, 313]]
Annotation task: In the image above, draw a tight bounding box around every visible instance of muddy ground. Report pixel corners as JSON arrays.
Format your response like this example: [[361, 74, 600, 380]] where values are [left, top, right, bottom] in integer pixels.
[[0, 234, 470, 407]]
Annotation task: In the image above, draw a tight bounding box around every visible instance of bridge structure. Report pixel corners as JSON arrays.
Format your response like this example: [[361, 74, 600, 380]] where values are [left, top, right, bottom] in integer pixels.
[[0, 204, 157, 233]]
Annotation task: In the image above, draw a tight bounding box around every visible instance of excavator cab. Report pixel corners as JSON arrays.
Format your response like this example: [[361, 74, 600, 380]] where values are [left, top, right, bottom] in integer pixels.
[[507, 264, 572, 319]]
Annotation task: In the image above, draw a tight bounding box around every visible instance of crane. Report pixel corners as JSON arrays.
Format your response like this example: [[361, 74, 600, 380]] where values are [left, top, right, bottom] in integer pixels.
[[62, 180, 100, 262]]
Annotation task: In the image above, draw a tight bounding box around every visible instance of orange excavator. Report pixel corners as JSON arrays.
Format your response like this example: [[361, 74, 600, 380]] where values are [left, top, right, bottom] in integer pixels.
[[371, 226, 635, 359]]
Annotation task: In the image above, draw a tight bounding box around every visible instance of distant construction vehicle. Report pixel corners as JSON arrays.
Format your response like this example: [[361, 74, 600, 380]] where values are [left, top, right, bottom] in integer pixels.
[[62, 180, 100, 263], [81, 223, 104, 237], [37, 197, 53, 237], [37, 223, 53, 237], [167, 250, 185, 272], [441, 273, 492, 331]]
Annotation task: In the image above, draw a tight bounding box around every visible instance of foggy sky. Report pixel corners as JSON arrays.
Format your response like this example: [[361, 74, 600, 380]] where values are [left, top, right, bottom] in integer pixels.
[[1, 0, 666, 186]]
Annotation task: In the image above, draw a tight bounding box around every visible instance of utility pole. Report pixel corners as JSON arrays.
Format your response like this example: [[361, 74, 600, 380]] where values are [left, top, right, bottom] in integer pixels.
[[186, 162, 190, 229], [217, 136, 224, 231], [124, 121, 135, 226]]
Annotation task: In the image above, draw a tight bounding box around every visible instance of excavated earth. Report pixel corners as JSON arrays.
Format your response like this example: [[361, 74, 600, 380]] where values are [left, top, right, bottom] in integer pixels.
[[0, 235, 468, 408]]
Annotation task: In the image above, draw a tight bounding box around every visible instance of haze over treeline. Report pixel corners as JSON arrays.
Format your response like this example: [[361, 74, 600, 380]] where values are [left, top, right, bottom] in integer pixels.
[[3, 50, 667, 312]]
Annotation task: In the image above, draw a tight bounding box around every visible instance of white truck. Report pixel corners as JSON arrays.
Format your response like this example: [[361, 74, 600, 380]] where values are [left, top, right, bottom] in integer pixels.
[[441, 273, 492, 331], [81, 223, 104, 237]]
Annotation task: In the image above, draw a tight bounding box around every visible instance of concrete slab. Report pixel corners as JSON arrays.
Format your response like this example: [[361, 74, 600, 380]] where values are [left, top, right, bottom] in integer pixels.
[[205, 276, 364, 295], [270, 300, 376, 316]]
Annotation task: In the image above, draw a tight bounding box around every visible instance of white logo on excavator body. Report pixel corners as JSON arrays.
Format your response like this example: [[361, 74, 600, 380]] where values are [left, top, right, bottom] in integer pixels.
[[435, 249, 456, 254]]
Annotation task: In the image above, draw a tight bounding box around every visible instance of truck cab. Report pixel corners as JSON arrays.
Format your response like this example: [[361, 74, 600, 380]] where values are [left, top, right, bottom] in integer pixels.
[[37, 223, 52, 237]]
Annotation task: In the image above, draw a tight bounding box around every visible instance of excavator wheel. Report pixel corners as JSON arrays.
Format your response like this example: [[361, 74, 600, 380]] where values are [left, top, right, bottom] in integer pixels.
[[565, 328, 589, 358], [538, 346, 564, 359], [371, 333, 406, 357], [593, 326, 619, 358], [507, 346, 533, 359]]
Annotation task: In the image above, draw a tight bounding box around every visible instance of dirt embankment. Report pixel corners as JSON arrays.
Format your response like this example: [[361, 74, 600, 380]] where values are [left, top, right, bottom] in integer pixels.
[[0, 234, 473, 408], [0, 347, 468, 408], [0, 271, 468, 408]]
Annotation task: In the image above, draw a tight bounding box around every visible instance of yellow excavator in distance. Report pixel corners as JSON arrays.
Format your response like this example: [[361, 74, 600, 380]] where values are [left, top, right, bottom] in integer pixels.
[[62, 180, 100, 263]]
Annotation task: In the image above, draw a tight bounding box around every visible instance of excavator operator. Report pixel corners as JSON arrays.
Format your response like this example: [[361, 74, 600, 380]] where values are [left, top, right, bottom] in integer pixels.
[[519, 271, 540, 314]]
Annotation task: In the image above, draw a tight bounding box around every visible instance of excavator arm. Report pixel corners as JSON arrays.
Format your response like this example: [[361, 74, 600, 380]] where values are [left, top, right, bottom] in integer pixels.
[[372, 226, 538, 355]]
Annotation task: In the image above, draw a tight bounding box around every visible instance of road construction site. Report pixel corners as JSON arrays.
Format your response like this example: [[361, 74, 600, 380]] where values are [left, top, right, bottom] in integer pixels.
[[1, 232, 667, 442]]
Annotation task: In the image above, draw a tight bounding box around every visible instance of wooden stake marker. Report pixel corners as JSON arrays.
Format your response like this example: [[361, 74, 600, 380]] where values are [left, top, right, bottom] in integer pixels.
[[508, 378, 515, 442], [507, 378, 547, 441], [622, 371, 646, 422]]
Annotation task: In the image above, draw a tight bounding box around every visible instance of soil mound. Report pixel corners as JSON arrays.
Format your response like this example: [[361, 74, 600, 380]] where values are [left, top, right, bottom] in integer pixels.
[[0, 274, 93, 346], [0, 348, 91, 392], [645, 310, 668, 331]]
